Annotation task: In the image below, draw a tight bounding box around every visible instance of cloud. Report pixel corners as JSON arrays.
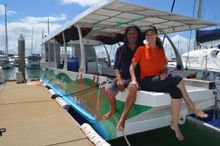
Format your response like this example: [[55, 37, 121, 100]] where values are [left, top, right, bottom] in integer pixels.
[[20, 14, 67, 24], [0, 4, 16, 16], [59, 0, 109, 7], [163, 35, 195, 59], [0, 15, 63, 55]]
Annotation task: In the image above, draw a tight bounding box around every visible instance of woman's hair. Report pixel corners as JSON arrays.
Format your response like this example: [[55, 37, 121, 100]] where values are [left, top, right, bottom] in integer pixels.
[[145, 26, 164, 49], [123, 25, 143, 48], [156, 37, 164, 49]]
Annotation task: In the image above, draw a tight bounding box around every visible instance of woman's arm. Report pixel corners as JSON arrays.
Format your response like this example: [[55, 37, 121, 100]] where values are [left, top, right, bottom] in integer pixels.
[[160, 65, 168, 80]]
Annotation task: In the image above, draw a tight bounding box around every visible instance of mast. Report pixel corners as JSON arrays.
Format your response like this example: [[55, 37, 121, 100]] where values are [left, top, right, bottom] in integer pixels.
[[195, 0, 202, 50], [47, 17, 50, 34], [31, 27, 33, 55], [197, 0, 202, 19], [4, 4, 8, 57]]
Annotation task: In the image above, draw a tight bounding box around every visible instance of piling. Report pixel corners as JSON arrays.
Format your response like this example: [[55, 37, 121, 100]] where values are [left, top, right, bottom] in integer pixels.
[[17, 34, 26, 83]]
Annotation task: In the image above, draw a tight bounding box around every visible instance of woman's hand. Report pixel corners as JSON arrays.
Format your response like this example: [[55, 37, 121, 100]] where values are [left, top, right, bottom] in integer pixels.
[[160, 72, 168, 80]]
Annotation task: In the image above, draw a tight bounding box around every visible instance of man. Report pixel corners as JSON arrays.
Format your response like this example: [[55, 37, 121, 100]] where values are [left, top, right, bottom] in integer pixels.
[[103, 26, 143, 131]]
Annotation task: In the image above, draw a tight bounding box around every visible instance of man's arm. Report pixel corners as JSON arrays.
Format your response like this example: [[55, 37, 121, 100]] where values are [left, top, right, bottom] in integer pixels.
[[130, 62, 138, 85], [114, 69, 125, 91], [114, 69, 122, 81]]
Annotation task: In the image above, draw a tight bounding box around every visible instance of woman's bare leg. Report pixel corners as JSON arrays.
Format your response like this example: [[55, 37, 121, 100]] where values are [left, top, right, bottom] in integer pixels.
[[170, 99, 184, 141], [177, 80, 208, 118]]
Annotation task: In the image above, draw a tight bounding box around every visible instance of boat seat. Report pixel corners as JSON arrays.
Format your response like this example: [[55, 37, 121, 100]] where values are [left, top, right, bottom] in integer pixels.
[[116, 89, 171, 107], [116, 86, 214, 107]]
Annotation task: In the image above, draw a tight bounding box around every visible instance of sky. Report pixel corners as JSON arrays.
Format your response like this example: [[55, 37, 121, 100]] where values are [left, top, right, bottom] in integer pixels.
[[0, 0, 220, 58]]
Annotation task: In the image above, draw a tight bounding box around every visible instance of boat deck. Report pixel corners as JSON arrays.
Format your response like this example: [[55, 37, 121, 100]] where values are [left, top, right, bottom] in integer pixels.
[[0, 81, 92, 146]]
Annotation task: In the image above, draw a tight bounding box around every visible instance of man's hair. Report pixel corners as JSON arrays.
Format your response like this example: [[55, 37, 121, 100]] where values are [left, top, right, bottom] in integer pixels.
[[123, 25, 143, 48]]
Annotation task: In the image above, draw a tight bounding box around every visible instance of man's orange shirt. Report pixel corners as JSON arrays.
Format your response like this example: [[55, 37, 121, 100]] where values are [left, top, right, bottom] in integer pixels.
[[132, 44, 168, 80]]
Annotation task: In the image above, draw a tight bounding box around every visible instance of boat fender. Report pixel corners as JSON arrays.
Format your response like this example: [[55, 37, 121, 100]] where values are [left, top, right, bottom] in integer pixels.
[[81, 123, 111, 146], [45, 85, 51, 89], [51, 94, 59, 99], [48, 89, 55, 96], [179, 115, 186, 124], [48, 89, 59, 99], [42, 83, 46, 87], [55, 97, 70, 111]]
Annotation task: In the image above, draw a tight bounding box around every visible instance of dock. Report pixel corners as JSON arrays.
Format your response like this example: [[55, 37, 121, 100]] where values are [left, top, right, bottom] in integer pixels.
[[0, 81, 92, 146]]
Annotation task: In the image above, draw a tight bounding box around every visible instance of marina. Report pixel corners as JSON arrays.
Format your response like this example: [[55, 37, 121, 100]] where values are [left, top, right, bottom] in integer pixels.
[[1, 0, 220, 146]]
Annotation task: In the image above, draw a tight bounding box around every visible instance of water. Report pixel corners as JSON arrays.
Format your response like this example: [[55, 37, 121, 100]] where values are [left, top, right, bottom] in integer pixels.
[[109, 123, 220, 146], [2, 67, 220, 145], [3, 67, 40, 81]]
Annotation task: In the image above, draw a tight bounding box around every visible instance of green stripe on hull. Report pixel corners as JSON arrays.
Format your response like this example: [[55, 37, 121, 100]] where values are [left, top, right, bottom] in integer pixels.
[[101, 101, 152, 139], [42, 68, 153, 139]]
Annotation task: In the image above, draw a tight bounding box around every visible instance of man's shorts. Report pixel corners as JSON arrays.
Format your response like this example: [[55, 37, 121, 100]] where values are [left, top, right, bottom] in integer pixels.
[[107, 79, 131, 95]]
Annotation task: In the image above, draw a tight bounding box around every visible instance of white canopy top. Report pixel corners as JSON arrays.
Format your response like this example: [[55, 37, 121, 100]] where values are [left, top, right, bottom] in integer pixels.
[[44, 0, 218, 44]]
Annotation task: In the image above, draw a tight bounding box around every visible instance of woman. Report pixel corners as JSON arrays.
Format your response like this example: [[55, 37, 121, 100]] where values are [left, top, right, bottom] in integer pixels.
[[129, 26, 208, 141]]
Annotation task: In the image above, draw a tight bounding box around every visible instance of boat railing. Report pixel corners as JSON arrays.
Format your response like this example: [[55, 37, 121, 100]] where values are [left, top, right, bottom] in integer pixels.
[[42, 62, 57, 69]]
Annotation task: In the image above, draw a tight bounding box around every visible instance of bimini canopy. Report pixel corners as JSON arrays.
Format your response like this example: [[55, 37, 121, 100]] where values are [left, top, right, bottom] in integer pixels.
[[44, 0, 218, 45]]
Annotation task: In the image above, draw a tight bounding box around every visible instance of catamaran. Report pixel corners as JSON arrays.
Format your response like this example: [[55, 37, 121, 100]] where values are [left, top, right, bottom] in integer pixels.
[[41, 0, 219, 142]]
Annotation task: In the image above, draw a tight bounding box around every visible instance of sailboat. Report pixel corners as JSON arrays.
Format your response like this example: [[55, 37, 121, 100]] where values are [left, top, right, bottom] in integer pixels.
[[0, 4, 13, 69], [41, 0, 219, 142], [169, 0, 220, 80], [26, 28, 41, 69], [167, 0, 220, 135], [180, 4, 220, 81]]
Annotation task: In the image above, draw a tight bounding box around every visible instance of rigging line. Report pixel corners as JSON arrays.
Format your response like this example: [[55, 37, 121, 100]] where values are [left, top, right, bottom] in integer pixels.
[[170, 0, 176, 13], [65, 80, 108, 96], [185, 0, 197, 70], [162, 0, 176, 49], [213, 59, 220, 69], [96, 81, 102, 113], [213, 89, 220, 119], [65, 84, 98, 96]]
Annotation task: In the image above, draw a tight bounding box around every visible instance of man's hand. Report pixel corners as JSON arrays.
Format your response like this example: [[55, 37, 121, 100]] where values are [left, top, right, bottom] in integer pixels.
[[129, 80, 138, 87], [117, 79, 125, 91]]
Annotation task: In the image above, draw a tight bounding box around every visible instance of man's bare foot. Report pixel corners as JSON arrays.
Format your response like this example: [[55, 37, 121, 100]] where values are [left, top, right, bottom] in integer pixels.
[[189, 108, 208, 118], [171, 124, 184, 141], [103, 110, 116, 120], [117, 118, 125, 131]]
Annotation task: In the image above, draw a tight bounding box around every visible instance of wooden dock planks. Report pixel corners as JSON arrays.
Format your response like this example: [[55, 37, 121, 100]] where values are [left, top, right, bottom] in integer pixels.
[[0, 81, 92, 146]]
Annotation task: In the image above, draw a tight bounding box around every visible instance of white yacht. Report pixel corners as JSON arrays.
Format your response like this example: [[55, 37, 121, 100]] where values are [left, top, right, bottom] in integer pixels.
[[26, 54, 41, 69]]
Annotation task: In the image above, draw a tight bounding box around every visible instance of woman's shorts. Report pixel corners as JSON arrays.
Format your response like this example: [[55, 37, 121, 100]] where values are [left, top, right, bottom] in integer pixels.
[[141, 74, 183, 99]]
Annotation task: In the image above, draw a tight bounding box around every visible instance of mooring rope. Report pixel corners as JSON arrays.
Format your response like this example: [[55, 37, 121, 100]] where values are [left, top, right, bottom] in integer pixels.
[[113, 115, 131, 146], [215, 84, 220, 119], [0, 79, 5, 92], [66, 84, 99, 96], [0, 128, 6, 137]]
